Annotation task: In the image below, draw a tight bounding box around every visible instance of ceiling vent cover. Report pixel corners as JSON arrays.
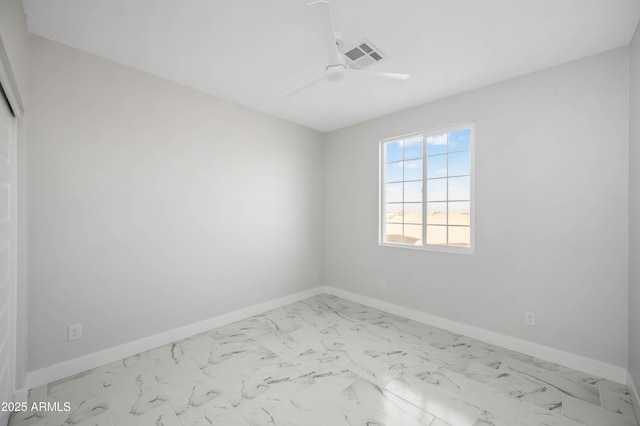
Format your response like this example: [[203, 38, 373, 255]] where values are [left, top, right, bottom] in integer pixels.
[[341, 40, 385, 70]]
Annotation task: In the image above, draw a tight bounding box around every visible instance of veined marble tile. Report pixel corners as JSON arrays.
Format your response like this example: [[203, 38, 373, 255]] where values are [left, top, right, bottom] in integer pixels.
[[404, 319, 463, 343], [143, 343, 221, 412], [408, 340, 474, 374], [207, 317, 274, 341], [298, 296, 360, 325], [518, 402, 585, 426], [12, 420, 43, 426], [8, 386, 47, 426], [304, 294, 363, 313], [341, 378, 436, 425], [600, 386, 637, 418], [340, 303, 411, 325], [49, 410, 113, 426], [474, 410, 515, 426], [343, 321, 396, 348], [253, 331, 310, 360], [562, 394, 638, 426], [433, 335, 533, 369], [358, 316, 457, 349], [98, 358, 170, 426], [462, 338, 534, 367], [197, 341, 279, 380], [201, 350, 306, 407], [177, 333, 221, 369], [429, 338, 498, 363], [289, 320, 394, 361], [175, 395, 248, 426], [322, 343, 398, 387], [14, 295, 639, 426], [109, 402, 180, 426], [384, 373, 484, 426], [233, 382, 378, 426], [596, 379, 631, 396], [285, 350, 359, 392], [364, 348, 440, 374], [501, 358, 600, 406], [430, 419, 452, 426], [597, 379, 633, 396], [45, 370, 108, 426], [532, 358, 608, 387], [261, 301, 350, 334], [465, 360, 565, 412], [422, 367, 523, 422]]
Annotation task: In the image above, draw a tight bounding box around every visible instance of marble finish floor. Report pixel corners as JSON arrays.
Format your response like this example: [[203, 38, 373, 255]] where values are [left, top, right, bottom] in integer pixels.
[[9, 294, 639, 426]]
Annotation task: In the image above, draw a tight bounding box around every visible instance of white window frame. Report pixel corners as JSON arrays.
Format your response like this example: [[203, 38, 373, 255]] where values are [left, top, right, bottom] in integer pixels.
[[379, 122, 475, 254]]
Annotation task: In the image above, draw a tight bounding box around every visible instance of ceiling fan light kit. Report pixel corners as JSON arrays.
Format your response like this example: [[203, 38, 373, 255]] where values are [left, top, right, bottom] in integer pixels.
[[283, 0, 411, 97], [325, 64, 347, 82]]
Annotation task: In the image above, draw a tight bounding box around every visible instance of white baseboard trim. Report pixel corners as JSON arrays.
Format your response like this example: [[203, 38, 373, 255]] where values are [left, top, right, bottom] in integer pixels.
[[628, 371, 640, 422], [323, 286, 628, 384], [26, 285, 629, 391], [27, 286, 324, 389]]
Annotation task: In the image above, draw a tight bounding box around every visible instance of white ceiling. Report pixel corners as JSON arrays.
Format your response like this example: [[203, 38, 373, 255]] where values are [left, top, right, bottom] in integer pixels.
[[22, 0, 640, 133]]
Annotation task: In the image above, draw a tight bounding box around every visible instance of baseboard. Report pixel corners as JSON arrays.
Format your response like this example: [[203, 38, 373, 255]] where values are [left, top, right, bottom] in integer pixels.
[[323, 286, 628, 384], [26, 285, 629, 390], [629, 371, 640, 421], [27, 286, 324, 389]]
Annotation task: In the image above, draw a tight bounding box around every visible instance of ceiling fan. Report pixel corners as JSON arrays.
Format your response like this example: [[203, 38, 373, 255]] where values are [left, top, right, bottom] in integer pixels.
[[283, 0, 411, 97]]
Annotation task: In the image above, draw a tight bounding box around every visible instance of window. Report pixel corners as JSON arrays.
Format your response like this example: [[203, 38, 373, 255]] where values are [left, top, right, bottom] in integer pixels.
[[380, 123, 474, 253]]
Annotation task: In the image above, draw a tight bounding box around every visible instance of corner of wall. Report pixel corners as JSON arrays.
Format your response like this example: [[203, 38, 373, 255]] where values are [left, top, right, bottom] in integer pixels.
[[629, 16, 640, 407]]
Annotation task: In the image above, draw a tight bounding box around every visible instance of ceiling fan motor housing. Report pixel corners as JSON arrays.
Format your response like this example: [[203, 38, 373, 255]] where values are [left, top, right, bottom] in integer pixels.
[[326, 64, 347, 82]]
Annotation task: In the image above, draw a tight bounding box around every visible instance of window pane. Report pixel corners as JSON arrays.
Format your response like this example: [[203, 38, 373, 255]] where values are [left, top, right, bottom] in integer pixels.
[[426, 225, 447, 245], [449, 129, 470, 152], [381, 125, 473, 251], [404, 159, 422, 181], [427, 155, 447, 178], [427, 178, 446, 201], [427, 202, 447, 225], [386, 182, 403, 203], [384, 223, 403, 243], [385, 162, 403, 182], [448, 201, 470, 225], [404, 136, 423, 160], [385, 141, 403, 163], [403, 224, 422, 245], [427, 133, 447, 156], [448, 176, 470, 201], [404, 203, 422, 224], [404, 181, 422, 202], [385, 203, 403, 223], [448, 226, 470, 247], [448, 151, 470, 176]]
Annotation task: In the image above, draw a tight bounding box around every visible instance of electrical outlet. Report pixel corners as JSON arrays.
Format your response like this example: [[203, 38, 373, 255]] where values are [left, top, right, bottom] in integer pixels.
[[312, 270, 319, 280], [524, 312, 536, 327], [379, 280, 386, 290], [68, 324, 82, 341]]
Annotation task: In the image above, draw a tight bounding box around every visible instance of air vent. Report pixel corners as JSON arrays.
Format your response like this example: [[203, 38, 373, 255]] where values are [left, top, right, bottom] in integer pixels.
[[341, 40, 385, 70]]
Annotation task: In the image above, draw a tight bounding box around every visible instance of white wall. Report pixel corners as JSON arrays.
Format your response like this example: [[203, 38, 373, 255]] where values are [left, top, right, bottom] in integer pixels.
[[0, 0, 29, 398], [27, 36, 324, 371], [324, 48, 630, 367], [629, 21, 640, 396], [0, 0, 28, 95]]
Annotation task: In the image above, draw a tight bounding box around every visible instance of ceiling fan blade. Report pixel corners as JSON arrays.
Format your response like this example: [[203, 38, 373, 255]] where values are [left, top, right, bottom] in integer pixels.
[[307, 0, 340, 66], [349, 69, 411, 80], [282, 72, 327, 97]]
